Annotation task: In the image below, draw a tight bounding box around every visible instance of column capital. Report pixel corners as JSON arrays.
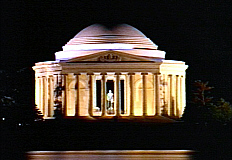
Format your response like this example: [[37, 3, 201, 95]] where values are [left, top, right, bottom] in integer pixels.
[[155, 73, 161, 76], [100, 72, 107, 75], [74, 73, 81, 75], [128, 73, 135, 75], [115, 72, 121, 75], [141, 73, 148, 75], [87, 72, 94, 75]]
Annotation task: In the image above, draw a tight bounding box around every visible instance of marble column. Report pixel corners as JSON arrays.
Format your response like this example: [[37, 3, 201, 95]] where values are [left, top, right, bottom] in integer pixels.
[[53, 74, 58, 116], [88, 73, 94, 117], [182, 75, 186, 116], [115, 73, 121, 117], [39, 77, 42, 112], [125, 73, 129, 115], [62, 74, 67, 117], [167, 75, 171, 116], [35, 77, 38, 109], [153, 74, 156, 115], [48, 75, 53, 117], [162, 74, 168, 116], [142, 73, 148, 116], [155, 73, 161, 116], [51, 75, 55, 117], [42, 76, 47, 117], [75, 74, 80, 117], [169, 75, 175, 116], [35, 77, 40, 111], [171, 74, 176, 117], [129, 73, 135, 116], [46, 76, 49, 117], [180, 75, 184, 116], [176, 75, 179, 117], [54, 74, 59, 102], [101, 73, 107, 117]]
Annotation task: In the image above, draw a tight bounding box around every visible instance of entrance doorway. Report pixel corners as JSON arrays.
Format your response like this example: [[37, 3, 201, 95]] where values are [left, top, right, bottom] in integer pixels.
[[106, 80, 114, 114], [96, 80, 101, 110], [120, 80, 125, 114], [94, 78, 126, 116]]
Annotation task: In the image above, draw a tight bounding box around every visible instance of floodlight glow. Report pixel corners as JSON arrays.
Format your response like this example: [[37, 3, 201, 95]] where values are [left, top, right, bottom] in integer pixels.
[[63, 43, 134, 51], [33, 24, 188, 120]]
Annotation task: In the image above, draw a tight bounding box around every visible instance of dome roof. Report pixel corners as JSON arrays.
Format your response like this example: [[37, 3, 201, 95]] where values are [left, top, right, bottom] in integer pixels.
[[55, 24, 166, 61], [65, 24, 156, 48], [74, 24, 110, 38], [74, 24, 146, 38]]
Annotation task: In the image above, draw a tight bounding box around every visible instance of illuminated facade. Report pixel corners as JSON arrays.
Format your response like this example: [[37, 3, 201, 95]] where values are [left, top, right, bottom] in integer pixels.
[[33, 24, 188, 120]]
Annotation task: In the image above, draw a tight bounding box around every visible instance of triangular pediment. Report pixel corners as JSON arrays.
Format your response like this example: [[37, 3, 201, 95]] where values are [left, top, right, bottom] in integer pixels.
[[65, 50, 155, 62]]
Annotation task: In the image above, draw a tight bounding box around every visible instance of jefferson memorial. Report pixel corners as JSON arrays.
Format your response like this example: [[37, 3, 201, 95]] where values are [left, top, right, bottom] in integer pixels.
[[33, 24, 188, 120]]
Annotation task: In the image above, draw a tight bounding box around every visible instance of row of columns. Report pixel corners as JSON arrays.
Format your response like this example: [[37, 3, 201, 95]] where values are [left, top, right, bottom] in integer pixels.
[[35, 72, 185, 118], [161, 74, 184, 117]]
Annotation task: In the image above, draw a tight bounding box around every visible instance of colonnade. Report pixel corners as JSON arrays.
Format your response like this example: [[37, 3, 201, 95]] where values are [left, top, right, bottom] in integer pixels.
[[35, 72, 185, 119]]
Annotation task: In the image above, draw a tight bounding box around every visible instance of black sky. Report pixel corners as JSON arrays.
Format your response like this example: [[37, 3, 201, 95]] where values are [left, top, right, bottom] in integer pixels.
[[1, 1, 231, 102]]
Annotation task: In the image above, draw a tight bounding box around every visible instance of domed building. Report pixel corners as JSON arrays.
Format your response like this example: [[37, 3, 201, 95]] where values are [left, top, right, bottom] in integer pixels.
[[33, 24, 188, 121]]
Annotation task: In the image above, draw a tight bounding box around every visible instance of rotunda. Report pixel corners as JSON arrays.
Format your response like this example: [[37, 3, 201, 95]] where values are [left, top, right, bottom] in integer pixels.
[[33, 24, 188, 121]]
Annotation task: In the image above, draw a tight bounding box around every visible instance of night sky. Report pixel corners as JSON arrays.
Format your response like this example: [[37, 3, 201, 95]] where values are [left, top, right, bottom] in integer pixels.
[[1, 1, 231, 102]]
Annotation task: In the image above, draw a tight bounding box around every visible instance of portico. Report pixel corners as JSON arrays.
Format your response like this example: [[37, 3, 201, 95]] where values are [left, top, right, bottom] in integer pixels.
[[33, 24, 188, 120]]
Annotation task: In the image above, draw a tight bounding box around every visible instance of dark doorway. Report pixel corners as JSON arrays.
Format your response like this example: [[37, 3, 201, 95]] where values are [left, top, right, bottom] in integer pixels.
[[120, 80, 125, 114], [106, 80, 114, 93], [96, 80, 101, 110]]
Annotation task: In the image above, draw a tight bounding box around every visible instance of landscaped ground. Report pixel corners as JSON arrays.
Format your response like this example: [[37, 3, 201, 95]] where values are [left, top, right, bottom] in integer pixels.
[[1, 120, 231, 159]]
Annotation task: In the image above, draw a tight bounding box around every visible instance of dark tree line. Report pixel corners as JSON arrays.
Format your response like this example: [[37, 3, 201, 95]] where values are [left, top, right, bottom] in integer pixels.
[[0, 69, 43, 126], [182, 80, 232, 125]]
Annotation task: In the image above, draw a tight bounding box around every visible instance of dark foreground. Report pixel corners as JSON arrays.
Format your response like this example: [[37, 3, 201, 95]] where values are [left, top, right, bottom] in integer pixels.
[[1, 120, 231, 159]]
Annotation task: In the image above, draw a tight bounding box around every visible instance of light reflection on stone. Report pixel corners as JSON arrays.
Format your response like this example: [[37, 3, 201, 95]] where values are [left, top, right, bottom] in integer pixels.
[[26, 150, 194, 160]]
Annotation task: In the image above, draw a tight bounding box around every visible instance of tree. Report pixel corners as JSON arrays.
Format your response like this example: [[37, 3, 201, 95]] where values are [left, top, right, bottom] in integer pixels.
[[0, 69, 43, 126], [182, 80, 214, 124], [0, 96, 44, 126], [182, 80, 232, 125], [211, 98, 232, 124], [192, 80, 214, 106], [53, 83, 64, 119]]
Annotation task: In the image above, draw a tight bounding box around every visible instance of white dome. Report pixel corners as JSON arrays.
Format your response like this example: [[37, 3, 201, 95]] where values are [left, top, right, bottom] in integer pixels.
[[74, 24, 146, 38], [112, 24, 146, 37], [55, 24, 165, 61], [74, 24, 110, 38]]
